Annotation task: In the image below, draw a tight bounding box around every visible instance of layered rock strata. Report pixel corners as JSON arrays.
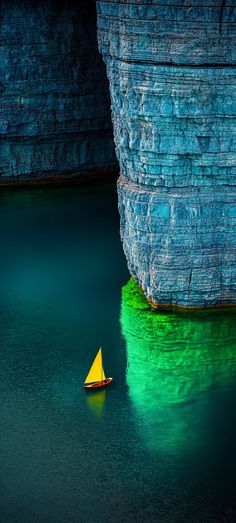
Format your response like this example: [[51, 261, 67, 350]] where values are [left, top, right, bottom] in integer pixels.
[[0, 0, 117, 183], [97, 0, 236, 307]]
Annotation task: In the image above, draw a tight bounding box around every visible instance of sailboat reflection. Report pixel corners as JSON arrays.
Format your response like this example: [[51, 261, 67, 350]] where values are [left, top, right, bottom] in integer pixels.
[[86, 389, 106, 417], [121, 278, 236, 455]]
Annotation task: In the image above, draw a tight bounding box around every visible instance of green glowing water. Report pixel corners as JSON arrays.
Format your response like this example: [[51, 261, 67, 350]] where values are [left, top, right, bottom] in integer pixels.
[[121, 278, 236, 456], [1, 183, 236, 522]]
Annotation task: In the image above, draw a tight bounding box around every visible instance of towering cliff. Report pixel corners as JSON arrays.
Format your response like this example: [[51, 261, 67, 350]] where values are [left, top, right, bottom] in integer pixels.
[[97, 1, 236, 307], [0, 0, 117, 183]]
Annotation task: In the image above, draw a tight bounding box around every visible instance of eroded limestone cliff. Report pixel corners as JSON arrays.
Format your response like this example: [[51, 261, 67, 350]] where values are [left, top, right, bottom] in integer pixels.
[[97, 0, 236, 307], [0, 0, 116, 183]]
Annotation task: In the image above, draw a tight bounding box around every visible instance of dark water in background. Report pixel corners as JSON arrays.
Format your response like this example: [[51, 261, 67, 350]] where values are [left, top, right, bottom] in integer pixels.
[[0, 182, 236, 523]]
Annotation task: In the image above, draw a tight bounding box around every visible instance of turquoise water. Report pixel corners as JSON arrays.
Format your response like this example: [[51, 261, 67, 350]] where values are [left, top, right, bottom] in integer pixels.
[[0, 182, 236, 522]]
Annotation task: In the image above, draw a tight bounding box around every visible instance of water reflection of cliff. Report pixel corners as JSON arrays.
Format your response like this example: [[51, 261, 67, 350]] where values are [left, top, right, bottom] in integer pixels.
[[121, 278, 236, 455]]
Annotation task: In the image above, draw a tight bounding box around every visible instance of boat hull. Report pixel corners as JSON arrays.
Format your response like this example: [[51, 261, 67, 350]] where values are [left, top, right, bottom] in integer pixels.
[[83, 377, 113, 390]]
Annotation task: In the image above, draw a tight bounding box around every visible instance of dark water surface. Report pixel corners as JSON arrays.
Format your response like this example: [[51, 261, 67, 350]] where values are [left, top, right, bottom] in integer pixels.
[[0, 182, 236, 523]]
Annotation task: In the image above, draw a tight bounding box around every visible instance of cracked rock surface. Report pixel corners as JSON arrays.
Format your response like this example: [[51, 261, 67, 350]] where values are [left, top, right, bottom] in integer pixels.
[[0, 0, 116, 181], [97, 0, 236, 307]]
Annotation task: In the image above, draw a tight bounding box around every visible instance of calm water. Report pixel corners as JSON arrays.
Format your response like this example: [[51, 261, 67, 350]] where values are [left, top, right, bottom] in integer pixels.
[[0, 182, 236, 523]]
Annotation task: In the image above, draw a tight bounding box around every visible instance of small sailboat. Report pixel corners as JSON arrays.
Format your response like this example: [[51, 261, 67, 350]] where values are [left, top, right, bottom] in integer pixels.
[[84, 347, 113, 390]]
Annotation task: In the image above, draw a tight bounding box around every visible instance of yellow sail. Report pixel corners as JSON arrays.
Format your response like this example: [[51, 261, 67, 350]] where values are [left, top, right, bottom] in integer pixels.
[[84, 347, 106, 384]]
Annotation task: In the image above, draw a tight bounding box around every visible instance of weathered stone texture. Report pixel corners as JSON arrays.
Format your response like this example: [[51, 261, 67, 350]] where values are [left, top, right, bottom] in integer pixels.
[[118, 178, 236, 306], [97, 0, 236, 307], [0, 0, 116, 181]]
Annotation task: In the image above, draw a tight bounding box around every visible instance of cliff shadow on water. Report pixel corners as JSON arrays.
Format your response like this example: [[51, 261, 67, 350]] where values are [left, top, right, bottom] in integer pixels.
[[120, 278, 236, 458]]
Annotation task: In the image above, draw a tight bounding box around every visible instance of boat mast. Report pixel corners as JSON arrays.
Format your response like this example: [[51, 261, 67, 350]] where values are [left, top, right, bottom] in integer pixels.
[[101, 346, 103, 382]]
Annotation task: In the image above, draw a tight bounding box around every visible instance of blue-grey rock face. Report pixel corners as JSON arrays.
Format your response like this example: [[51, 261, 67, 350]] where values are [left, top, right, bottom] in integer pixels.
[[0, 0, 116, 182], [97, 0, 236, 307]]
